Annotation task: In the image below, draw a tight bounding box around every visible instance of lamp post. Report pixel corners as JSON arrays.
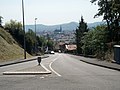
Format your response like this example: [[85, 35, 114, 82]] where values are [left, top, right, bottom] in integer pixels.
[[22, 0, 26, 59], [35, 18, 37, 55]]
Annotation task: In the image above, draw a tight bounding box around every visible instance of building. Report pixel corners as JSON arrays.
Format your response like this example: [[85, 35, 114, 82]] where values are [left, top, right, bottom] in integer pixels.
[[54, 26, 62, 34]]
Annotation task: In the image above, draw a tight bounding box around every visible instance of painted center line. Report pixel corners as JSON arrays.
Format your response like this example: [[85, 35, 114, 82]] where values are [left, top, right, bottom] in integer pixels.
[[49, 56, 61, 77]]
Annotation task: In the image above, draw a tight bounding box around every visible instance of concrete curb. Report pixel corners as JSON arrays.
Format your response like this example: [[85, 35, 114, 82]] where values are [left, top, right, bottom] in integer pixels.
[[3, 71, 51, 75], [80, 60, 120, 71], [0, 56, 49, 67], [41, 64, 51, 73], [3, 63, 52, 75]]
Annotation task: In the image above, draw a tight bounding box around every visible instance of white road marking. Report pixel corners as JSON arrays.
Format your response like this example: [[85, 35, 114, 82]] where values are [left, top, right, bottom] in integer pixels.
[[41, 64, 51, 73], [40, 77, 44, 79], [49, 57, 61, 77]]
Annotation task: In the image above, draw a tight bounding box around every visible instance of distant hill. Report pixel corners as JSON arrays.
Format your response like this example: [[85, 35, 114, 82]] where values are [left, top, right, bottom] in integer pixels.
[[25, 21, 105, 32], [25, 22, 78, 32], [0, 28, 31, 62], [88, 22, 105, 28]]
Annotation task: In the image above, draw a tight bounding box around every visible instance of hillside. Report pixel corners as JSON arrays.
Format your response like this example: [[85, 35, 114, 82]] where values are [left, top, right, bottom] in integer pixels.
[[25, 22, 78, 32], [0, 28, 31, 62], [25, 21, 105, 32]]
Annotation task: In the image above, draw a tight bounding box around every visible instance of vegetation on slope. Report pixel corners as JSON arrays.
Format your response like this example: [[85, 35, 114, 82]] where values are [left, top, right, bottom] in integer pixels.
[[0, 28, 31, 62]]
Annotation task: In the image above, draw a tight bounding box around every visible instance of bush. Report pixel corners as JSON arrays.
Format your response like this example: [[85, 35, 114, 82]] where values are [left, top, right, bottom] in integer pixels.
[[81, 25, 108, 59]]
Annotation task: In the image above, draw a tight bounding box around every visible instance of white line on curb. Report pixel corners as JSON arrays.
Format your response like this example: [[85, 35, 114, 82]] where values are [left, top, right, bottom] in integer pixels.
[[49, 57, 61, 77], [3, 71, 51, 75], [41, 64, 51, 73]]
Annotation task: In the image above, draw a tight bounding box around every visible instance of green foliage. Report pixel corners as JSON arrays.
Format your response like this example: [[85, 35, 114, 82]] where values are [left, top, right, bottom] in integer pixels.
[[47, 40, 54, 50], [81, 25, 108, 59], [25, 29, 36, 54], [91, 0, 120, 42], [0, 28, 16, 44], [4, 20, 24, 47], [75, 16, 88, 54], [37, 36, 47, 47], [4, 20, 54, 55], [25, 29, 54, 54], [0, 28, 31, 62], [4, 20, 35, 55]]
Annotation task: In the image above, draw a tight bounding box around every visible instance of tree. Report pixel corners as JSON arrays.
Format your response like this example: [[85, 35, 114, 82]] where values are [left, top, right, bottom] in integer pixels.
[[81, 25, 108, 59], [25, 29, 36, 54], [4, 20, 49, 55], [47, 40, 54, 51], [26, 29, 49, 54], [75, 16, 88, 54], [112, 0, 120, 43], [91, 0, 120, 43], [4, 20, 24, 47], [37, 36, 47, 48]]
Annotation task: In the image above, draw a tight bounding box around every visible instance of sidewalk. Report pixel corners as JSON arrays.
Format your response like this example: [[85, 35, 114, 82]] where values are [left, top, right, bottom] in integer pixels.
[[1, 55, 51, 75], [70, 55, 120, 71], [0, 55, 49, 67], [3, 64, 51, 75]]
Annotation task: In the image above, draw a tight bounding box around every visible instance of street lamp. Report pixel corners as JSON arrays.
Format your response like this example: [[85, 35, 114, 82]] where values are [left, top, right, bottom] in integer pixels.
[[22, 0, 26, 59], [35, 18, 37, 55]]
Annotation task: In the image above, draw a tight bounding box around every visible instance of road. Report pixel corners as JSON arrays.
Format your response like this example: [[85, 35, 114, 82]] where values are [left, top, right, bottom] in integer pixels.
[[0, 53, 120, 90]]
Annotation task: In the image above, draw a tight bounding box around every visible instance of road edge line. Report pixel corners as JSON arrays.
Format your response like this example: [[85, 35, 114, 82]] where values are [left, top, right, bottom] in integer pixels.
[[80, 60, 120, 71], [41, 64, 51, 73], [49, 58, 61, 77]]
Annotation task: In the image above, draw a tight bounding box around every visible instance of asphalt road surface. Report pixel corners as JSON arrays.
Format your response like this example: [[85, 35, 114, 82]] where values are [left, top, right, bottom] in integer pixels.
[[0, 53, 120, 90]]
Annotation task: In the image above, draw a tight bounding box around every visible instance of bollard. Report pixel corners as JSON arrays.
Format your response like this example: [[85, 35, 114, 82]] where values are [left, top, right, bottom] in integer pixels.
[[37, 57, 41, 65], [114, 45, 120, 64]]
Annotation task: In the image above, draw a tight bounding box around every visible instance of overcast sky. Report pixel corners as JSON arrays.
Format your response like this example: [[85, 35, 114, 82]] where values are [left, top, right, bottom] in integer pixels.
[[0, 0, 102, 25]]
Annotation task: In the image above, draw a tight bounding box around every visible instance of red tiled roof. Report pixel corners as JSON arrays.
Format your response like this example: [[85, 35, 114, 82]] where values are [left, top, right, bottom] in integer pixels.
[[65, 45, 77, 51]]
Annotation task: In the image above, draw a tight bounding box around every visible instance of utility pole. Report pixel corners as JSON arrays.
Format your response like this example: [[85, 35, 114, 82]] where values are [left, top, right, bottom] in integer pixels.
[[22, 0, 26, 59], [35, 18, 37, 55], [0, 16, 3, 27]]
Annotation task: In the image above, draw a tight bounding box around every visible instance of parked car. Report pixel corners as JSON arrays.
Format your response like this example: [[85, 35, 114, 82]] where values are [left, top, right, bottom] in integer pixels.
[[50, 51, 55, 54], [58, 50, 61, 53]]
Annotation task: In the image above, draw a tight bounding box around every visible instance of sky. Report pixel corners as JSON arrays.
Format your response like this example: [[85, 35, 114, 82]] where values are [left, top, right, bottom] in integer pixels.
[[0, 0, 103, 25]]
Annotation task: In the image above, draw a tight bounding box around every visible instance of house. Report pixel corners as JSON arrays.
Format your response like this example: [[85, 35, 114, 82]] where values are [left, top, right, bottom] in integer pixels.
[[65, 44, 77, 53]]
